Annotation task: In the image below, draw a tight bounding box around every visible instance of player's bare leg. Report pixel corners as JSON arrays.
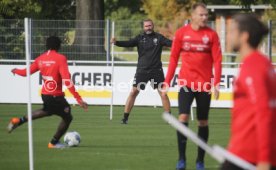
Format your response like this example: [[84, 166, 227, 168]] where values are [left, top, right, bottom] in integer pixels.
[[7, 109, 49, 133], [158, 89, 171, 113], [48, 115, 73, 149], [121, 87, 140, 124]]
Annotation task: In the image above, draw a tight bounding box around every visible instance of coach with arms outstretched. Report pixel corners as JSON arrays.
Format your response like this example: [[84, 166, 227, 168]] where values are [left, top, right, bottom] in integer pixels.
[[111, 19, 172, 124]]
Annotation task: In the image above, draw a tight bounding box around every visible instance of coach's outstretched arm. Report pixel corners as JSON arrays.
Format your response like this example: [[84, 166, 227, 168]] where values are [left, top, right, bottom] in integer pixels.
[[160, 35, 172, 47], [11, 59, 39, 76], [59, 56, 88, 110], [110, 36, 138, 47]]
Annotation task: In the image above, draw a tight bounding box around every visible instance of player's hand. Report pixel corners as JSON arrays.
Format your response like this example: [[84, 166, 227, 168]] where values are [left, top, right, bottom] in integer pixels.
[[257, 162, 270, 170], [210, 84, 220, 100], [160, 83, 169, 97], [214, 88, 220, 100], [77, 99, 88, 111], [110, 37, 116, 44], [11, 68, 17, 75]]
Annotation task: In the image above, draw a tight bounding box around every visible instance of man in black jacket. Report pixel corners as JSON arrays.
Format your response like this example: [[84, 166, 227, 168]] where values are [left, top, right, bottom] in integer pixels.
[[111, 19, 172, 124]]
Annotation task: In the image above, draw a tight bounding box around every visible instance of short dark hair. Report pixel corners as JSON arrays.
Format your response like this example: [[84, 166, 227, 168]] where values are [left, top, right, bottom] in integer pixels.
[[141, 18, 153, 27], [46, 36, 61, 51], [191, 2, 207, 12], [233, 13, 268, 48], [143, 18, 153, 24]]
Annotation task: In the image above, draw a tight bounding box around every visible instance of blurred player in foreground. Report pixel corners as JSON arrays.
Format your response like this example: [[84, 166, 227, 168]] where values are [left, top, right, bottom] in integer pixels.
[[163, 3, 222, 170], [111, 19, 172, 124], [7, 36, 88, 149], [221, 14, 276, 170]]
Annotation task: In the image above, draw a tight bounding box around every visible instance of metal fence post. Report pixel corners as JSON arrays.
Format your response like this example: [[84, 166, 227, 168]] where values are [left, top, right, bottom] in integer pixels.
[[109, 21, 115, 120], [106, 19, 111, 65], [268, 20, 272, 60], [29, 18, 33, 59], [220, 15, 226, 54]]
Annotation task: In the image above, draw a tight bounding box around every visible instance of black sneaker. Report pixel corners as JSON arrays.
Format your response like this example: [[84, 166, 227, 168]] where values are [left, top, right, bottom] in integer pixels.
[[121, 119, 128, 124]]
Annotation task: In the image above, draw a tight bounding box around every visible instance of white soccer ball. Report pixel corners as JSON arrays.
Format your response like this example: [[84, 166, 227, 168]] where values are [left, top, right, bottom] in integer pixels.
[[64, 131, 81, 147]]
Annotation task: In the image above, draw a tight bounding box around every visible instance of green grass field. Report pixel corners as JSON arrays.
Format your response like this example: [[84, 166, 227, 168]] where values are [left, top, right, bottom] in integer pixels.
[[0, 104, 230, 170]]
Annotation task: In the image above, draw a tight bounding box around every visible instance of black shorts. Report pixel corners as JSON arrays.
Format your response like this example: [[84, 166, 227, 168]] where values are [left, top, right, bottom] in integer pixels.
[[42, 94, 72, 119], [178, 86, 211, 120], [221, 161, 276, 170], [133, 69, 165, 90]]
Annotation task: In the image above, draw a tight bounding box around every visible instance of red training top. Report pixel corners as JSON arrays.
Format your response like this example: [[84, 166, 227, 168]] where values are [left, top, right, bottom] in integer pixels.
[[13, 50, 82, 104], [229, 51, 276, 166], [165, 24, 222, 91]]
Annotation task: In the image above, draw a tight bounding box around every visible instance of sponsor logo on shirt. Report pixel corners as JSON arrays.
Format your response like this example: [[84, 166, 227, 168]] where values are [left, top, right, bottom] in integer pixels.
[[184, 35, 191, 39], [181, 35, 211, 52], [40, 60, 56, 67], [182, 42, 209, 52]]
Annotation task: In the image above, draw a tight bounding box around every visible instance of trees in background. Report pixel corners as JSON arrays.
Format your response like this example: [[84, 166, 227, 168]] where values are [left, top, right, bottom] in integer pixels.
[[142, 0, 196, 37], [0, 0, 76, 59], [0, 0, 75, 19], [105, 0, 144, 19], [229, 0, 276, 6], [1, 0, 274, 20], [74, 0, 105, 59], [0, 0, 276, 60]]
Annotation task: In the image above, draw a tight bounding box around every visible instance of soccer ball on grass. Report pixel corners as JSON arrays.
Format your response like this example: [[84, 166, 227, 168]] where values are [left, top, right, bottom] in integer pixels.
[[64, 131, 81, 147]]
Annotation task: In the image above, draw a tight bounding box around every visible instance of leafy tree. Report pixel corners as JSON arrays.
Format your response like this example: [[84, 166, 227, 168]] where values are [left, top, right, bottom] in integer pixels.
[[105, 0, 143, 17], [0, 0, 76, 59], [143, 0, 194, 22], [35, 0, 75, 20], [0, 0, 75, 19], [0, 0, 40, 19], [74, 0, 105, 60], [229, 0, 276, 7], [142, 0, 197, 38]]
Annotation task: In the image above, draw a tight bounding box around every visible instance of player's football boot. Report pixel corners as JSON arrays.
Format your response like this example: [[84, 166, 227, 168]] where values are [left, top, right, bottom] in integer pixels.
[[48, 142, 66, 149], [176, 159, 186, 170], [196, 161, 205, 170], [121, 118, 128, 124], [7, 117, 20, 133]]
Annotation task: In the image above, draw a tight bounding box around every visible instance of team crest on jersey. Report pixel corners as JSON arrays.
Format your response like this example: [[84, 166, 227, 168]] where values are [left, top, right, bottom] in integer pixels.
[[183, 42, 191, 50], [153, 38, 158, 45], [202, 35, 209, 44]]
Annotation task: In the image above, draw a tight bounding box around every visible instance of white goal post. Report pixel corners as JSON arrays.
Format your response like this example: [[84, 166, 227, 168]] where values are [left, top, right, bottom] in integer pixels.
[[24, 17, 34, 170]]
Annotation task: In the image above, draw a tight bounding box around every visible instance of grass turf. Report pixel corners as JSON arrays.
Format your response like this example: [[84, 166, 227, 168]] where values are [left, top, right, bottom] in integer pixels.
[[0, 104, 230, 170]]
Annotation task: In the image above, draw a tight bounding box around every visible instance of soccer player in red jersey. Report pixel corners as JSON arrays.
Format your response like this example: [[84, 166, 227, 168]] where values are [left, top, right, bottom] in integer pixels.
[[221, 14, 276, 170], [7, 36, 88, 149], [163, 3, 222, 170]]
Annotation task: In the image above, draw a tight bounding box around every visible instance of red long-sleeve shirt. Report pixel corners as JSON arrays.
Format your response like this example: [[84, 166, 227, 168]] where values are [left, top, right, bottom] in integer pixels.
[[165, 24, 222, 91], [228, 51, 276, 166], [13, 50, 82, 104]]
